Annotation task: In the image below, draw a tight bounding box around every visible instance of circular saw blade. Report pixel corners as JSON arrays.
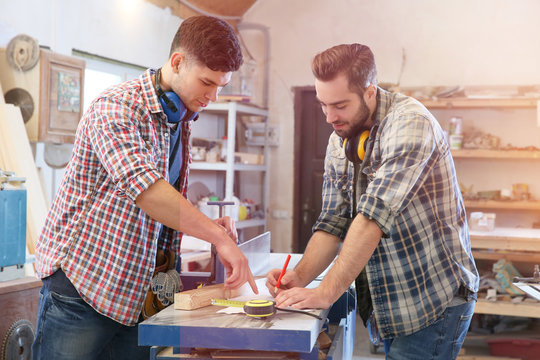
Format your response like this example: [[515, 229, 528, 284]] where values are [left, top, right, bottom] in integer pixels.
[[4, 88, 34, 124], [1, 319, 34, 360], [6, 34, 40, 72]]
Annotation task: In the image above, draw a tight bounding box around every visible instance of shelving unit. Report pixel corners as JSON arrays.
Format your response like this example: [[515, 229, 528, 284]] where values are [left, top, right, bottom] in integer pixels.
[[422, 96, 540, 319], [190, 102, 269, 233]]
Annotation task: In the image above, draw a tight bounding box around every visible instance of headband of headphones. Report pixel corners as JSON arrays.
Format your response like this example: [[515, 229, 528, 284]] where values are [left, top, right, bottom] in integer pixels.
[[155, 68, 198, 123], [343, 129, 370, 163]]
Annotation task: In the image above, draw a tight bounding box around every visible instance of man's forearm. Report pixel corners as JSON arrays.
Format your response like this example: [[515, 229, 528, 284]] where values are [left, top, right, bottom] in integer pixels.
[[319, 215, 382, 303], [294, 231, 341, 287], [135, 179, 227, 246]]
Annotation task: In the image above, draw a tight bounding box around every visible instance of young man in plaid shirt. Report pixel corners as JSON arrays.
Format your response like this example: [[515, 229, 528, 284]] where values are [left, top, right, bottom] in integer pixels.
[[33, 16, 257, 360]]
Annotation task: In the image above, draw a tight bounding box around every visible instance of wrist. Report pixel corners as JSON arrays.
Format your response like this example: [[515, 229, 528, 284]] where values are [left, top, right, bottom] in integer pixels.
[[209, 225, 231, 248]]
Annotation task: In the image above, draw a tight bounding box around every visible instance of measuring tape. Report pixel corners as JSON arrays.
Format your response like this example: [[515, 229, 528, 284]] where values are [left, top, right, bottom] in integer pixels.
[[211, 299, 276, 318], [211, 299, 323, 320]]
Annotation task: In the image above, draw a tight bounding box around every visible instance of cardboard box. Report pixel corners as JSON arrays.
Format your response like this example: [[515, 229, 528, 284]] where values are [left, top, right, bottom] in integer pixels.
[[234, 152, 264, 165]]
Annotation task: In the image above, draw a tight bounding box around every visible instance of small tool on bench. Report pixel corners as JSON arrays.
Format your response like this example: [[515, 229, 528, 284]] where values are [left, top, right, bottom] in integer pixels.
[[512, 264, 540, 300], [211, 298, 323, 320], [206, 201, 235, 286]]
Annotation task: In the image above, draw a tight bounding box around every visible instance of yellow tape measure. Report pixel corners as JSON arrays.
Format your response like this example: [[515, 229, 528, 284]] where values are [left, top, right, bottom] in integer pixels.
[[211, 299, 276, 318]]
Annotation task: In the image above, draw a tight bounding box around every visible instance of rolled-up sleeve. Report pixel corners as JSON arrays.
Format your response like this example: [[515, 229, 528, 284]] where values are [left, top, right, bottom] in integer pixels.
[[87, 97, 164, 202]]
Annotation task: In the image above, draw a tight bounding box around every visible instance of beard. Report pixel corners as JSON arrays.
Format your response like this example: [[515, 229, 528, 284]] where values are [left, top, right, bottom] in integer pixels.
[[335, 96, 371, 139]]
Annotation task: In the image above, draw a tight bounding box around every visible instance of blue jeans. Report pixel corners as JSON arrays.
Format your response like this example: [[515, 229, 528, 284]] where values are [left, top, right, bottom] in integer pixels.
[[383, 300, 475, 360], [32, 285, 149, 360]]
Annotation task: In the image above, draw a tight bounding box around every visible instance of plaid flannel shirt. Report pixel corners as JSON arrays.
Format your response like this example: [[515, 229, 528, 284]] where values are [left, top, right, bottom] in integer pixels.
[[35, 69, 191, 325], [313, 88, 479, 338]]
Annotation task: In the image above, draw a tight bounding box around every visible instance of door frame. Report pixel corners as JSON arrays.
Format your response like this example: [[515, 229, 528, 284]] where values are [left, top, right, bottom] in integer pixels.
[[292, 86, 316, 253]]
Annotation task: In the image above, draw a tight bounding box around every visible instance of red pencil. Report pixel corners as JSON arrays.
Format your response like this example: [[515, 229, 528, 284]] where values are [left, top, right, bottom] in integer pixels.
[[274, 254, 291, 293]]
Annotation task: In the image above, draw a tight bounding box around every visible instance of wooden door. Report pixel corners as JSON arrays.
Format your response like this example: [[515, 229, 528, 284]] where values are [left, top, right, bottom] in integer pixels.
[[293, 87, 333, 252]]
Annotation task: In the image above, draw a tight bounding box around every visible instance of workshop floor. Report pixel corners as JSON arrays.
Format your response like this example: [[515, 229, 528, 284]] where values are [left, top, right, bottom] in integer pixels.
[[352, 314, 385, 359]]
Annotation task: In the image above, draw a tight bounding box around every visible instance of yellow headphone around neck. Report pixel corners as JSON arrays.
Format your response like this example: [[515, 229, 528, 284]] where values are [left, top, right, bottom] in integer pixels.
[[343, 130, 370, 163]]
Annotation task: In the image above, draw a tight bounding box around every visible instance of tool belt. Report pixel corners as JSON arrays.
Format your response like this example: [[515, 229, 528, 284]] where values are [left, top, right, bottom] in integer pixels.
[[141, 249, 182, 320]]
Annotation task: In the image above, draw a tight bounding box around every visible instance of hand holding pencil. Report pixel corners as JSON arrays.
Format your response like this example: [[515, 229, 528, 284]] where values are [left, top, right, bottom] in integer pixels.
[[274, 254, 291, 293], [266, 254, 302, 296]]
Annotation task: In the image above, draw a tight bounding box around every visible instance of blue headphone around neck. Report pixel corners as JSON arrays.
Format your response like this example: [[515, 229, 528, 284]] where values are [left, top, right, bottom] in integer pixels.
[[154, 68, 198, 123]]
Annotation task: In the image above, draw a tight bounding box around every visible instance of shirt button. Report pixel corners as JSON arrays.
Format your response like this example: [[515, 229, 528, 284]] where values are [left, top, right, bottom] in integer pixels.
[[342, 185, 347, 190]]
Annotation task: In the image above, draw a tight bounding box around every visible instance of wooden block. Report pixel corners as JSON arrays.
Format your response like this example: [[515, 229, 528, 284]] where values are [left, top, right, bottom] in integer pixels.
[[174, 283, 230, 310], [234, 151, 263, 165], [0, 103, 48, 254], [317, 330, 332, 349]]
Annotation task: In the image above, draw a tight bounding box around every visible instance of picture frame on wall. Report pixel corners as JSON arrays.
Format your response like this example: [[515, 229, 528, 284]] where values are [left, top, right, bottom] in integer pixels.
[[39, 49, 85, 143]]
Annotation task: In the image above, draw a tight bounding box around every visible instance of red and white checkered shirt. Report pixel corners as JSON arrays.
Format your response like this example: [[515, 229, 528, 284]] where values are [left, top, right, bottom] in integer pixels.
[[35, 69, 191, 325]]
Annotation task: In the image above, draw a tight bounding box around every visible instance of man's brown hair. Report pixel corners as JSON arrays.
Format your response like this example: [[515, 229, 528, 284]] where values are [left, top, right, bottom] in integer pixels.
[[170, 16, 243, 72], [312, 43, 377, 95]]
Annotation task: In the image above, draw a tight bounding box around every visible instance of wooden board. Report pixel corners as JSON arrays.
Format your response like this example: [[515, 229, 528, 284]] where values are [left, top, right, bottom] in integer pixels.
[[0, 103, 48, 254], [0, 48, 41, 141]]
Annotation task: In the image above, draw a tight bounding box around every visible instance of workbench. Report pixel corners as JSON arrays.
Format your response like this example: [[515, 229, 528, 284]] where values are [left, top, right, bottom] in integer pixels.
[[139, 253, 356, 359]]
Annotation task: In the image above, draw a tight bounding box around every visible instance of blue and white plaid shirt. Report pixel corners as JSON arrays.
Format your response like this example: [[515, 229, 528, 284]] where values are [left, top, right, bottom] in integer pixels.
[[313, 88, 479, 338]]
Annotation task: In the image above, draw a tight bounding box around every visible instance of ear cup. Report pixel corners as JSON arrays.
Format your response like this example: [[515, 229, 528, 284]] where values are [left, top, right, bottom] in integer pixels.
[[343, 130, 370, 163], [155, 68, 198, 123], [159, 91, 185, 123]]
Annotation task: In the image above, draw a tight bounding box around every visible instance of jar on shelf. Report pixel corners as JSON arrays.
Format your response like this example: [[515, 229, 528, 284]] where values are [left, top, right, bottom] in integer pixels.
[[448, 117, 462, 135]]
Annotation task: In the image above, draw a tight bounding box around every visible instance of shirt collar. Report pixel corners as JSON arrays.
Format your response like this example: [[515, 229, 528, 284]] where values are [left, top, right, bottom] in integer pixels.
[[373, 87, 393, 127], [141, 68, 163, 115]]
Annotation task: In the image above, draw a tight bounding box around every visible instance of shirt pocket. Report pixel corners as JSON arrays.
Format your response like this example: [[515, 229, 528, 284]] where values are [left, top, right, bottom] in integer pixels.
[[334, 173, 351, 197], [362, 159, 380, 183]]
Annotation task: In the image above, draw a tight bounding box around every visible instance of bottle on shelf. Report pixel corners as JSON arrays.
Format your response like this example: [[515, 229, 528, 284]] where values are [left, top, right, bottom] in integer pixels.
[[220, 136, 228, 162]]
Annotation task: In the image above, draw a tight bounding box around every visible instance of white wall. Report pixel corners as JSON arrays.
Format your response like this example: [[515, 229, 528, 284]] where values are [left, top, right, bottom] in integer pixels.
[[0, 0, 180, 66], [0, 0, 181, 202], [242, 0, 540, 252]]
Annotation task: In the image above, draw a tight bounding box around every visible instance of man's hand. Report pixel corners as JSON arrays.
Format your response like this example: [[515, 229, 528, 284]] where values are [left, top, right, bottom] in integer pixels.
[[214, 216, 237, 243], [215, 238, 258, 294], [265, 269, 303, 297], [274, 286, 333, 310]]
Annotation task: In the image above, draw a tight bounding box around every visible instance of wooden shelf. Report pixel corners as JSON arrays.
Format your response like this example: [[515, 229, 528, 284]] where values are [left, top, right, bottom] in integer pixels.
[[421, 97, 539, 109], [470, 228, 540, 252], [472, 250, 540, 263], [205, 102, 268, 117], [475, 298, 540, 318], [451, 149, 540, 159], [190, 161, 267, 172], [236, 218, 265, 229], [465, 200, 540, 210]]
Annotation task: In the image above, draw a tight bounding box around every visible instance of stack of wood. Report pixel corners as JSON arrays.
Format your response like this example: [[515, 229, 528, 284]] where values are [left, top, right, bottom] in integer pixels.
[[0, 81, 48, 255]]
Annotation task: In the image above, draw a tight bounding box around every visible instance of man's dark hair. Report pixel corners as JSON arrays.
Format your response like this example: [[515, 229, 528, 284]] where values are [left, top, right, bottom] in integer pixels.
[[312, 43, 377, 96], [170, 16, 243, 72]]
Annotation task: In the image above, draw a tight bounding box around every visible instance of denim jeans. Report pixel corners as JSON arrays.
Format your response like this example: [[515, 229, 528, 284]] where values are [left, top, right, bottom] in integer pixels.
[[383, 300, 475, 360], [32, 285, 149, 360]]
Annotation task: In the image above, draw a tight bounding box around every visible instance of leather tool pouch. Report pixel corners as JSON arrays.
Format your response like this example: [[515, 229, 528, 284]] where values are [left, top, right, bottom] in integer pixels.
[[141, 249, 175, 320]]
